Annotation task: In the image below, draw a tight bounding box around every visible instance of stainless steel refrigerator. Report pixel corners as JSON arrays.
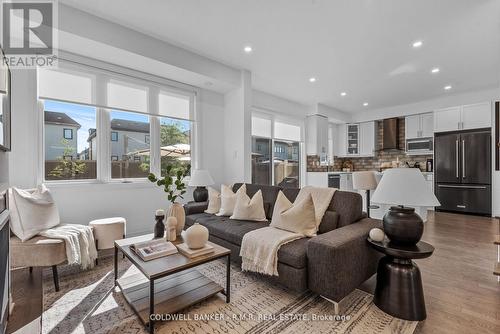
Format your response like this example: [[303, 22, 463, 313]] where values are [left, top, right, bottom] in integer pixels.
[[434, 129, 491, 215]]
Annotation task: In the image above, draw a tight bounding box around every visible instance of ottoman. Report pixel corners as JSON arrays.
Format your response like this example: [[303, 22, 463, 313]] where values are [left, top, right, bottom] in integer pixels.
[[89, 217, 126, 265]]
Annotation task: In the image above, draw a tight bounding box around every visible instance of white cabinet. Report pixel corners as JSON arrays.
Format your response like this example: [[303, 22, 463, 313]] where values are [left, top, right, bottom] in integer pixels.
[[306, 172, 328, 187], [434, 102, 491, 133], [405, 114, 421, 139], [421, 113, 434, 137], [434, 106, 462, 132], [306, 114, 329, 156], [406, 113, 434, 139], [346, 124, 359, 155], [359, 121, 375, 156], [335, 124, 347, 157], [461, 102, 491, 130], [335, 122, 375, 157], [340, 173, 354, 191]]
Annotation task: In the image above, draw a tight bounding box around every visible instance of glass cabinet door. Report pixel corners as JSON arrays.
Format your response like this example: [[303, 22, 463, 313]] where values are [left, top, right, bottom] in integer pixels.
[[347, 124, 359, 155]]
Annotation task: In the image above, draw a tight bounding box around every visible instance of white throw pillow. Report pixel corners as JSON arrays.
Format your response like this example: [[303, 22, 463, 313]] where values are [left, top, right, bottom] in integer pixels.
[[204, 186, 221, 214], [216, 184, 246, 216], [9, 184, 61, 241], [230, 189, 267, 221], [270, 191, 317, 237]]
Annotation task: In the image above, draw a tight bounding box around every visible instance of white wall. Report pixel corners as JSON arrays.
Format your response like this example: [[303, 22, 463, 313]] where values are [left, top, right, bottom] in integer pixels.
[[223, 70, 252, 184], [198, 89, 225, 187], [0, 152, 8, 190]]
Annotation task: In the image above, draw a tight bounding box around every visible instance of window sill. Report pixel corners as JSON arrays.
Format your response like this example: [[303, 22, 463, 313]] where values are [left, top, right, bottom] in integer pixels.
[[44, 179, 156, 190]]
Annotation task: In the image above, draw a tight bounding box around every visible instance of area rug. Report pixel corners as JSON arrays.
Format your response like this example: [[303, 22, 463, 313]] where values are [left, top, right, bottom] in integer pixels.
[[42, 256, 418, 334]]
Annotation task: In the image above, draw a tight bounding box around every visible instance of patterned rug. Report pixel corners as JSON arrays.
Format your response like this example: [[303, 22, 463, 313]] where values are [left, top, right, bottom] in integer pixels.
[[42, 256, 418, 334]]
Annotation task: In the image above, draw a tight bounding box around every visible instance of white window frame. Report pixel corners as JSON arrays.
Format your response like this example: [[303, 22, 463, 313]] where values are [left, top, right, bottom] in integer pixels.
[[37, 53, 199, 186], [251, 109, 305, 187]]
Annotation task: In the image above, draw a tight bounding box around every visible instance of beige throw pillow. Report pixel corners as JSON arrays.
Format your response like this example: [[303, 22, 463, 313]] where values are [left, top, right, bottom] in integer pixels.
[[230, 189, 267, 221], [216, 184, 246, 216], [270, 191, 317, 237], [204, 186, 221, 214]]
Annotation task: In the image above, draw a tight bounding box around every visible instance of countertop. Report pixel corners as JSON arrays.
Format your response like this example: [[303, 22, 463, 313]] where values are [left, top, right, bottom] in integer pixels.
[[324, 170, 434, 175]]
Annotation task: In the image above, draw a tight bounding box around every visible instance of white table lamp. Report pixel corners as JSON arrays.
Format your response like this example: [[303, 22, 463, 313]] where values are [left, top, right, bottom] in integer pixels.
[[188, 169, 214, 202], [371, 168, 440, 245]]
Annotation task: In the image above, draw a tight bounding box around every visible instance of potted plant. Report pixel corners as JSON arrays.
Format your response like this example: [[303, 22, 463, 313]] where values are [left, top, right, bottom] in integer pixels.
[[148, 164, 190, 235]]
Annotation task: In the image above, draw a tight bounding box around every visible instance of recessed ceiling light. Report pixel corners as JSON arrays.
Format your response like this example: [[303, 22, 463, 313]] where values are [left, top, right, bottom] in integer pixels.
[[412, 40, 423, 48], [309, 77, 316, 83], [243, 46, 252, 53], [444, 85, 452, 90], [340, 92, 347, 96], [431, 67, 440, 73], [363, 102, 369, 106]]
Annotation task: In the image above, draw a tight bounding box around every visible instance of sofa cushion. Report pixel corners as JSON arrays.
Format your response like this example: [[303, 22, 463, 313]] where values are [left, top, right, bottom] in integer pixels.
[[328, 191, 363, 227], [277, 238, 308, 269], [185, 213, 268, 245], [233, 183, 280, 219], [318, 211, 340, 234], [280, 187, 300, 203]]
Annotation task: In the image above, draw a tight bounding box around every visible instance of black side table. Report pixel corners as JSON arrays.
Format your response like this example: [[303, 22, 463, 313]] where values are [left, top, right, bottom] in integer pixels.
[[367, 238, 434, 321]]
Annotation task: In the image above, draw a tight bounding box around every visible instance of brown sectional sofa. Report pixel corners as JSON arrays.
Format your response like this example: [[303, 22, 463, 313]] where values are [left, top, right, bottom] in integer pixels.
[[184, 183, 382, 303]]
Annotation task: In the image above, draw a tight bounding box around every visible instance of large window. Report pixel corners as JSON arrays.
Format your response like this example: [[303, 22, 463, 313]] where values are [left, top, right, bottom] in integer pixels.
[[252, 137, 271, 185], [43, 100, 97, 181], [38, 61, 195, 183], [251, 115, 302, 188], [160, 117, 191, 176], [110, 110, 150, 179]]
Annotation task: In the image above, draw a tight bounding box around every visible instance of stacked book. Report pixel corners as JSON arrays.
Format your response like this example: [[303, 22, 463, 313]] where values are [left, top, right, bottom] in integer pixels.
[[130, 239, 178, 261], [177, 243, 214, 258]]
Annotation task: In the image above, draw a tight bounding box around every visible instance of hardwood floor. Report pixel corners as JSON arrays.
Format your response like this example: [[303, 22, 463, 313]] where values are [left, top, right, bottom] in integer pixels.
[[362, 211, 500, 334], [11, 211, 500, 334]]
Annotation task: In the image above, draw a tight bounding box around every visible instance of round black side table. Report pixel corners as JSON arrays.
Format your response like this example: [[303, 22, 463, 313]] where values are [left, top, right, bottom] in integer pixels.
[[367, 237, 434, 321]]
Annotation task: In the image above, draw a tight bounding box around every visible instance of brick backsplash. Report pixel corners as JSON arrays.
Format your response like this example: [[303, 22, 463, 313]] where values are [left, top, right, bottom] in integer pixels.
[[307, 118, 433, 172]]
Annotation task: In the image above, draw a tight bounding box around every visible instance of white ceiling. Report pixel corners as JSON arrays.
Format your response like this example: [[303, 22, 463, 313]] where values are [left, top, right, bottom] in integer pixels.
[[60, 0, 500, 113]]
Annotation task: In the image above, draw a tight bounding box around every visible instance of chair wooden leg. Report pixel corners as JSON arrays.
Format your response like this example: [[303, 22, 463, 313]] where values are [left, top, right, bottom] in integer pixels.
[[52, 265, 60, 292], [29, 266, 33, 274]]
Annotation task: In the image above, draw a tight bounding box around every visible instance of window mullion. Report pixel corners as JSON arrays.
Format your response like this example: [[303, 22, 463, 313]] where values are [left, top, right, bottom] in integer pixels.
[[150, 116, 161, 176], [96, 108, 110, 182]]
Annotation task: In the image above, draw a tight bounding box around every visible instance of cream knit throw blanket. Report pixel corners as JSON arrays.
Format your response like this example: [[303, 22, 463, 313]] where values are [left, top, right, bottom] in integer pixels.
[[39, 224, 98, 270], [240, 186, 336, 276]]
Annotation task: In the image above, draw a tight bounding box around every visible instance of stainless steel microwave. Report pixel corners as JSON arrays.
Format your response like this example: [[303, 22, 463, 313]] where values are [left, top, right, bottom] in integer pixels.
[[406, 137, 433, 154]]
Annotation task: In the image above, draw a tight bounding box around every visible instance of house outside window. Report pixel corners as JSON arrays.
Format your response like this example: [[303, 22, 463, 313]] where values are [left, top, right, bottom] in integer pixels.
[[251, 115, 302, 188], [43, 101, 97, 181], [38, 63, 195, 183]]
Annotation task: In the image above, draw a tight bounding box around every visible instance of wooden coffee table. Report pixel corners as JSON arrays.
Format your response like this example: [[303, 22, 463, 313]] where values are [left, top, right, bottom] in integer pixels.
[[114, 234, 231, 334]]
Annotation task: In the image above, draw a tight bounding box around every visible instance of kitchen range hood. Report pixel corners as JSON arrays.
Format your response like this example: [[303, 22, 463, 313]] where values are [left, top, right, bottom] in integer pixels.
[[380, 118, 401, 151]]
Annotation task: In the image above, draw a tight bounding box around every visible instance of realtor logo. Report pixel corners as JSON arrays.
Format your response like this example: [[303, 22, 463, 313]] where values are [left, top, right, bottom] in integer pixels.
[[1, 0, 58, 68]]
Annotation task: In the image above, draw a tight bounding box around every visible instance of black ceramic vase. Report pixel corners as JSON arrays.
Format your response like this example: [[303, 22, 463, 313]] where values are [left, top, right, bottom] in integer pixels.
[[383, 206, 423, 245], [193, 186, 208, 202], [154, 215, 165, 238]]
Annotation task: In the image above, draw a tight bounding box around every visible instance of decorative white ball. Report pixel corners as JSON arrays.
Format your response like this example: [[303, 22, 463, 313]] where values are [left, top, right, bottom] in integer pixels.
[[184, 223, 209, 249], [369, 228, 385, 242]]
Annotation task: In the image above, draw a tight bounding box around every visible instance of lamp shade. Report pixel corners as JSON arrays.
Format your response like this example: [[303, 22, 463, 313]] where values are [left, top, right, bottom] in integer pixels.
[[371, 168, 440, 207], [188, 169, 214, 187], [352, 171, 378, 190]]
